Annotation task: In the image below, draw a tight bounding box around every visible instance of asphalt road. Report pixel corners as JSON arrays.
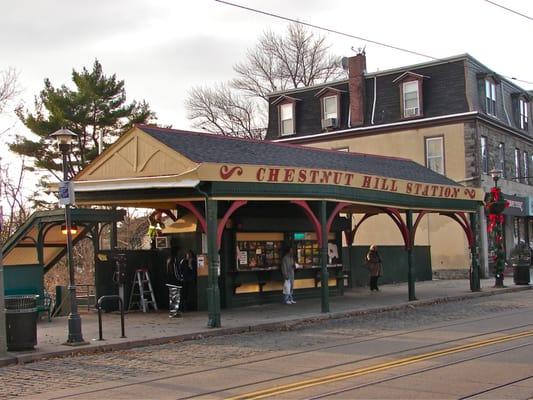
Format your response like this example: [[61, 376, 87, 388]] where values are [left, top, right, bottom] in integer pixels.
[[4, 290, 533, 400]]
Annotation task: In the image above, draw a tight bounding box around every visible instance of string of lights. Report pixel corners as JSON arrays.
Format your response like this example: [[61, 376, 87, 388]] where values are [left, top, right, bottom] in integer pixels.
[[214, 0, 533, 86]]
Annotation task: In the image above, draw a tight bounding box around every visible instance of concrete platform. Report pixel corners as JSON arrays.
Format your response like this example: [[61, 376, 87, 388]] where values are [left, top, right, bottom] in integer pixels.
[[1, 277, 531, 366]]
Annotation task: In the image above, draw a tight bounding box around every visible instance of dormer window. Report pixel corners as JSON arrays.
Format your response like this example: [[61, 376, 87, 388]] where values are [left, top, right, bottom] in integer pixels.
[[393, 71, 428, 120], [315, 86, 344, 131], [485, 79, 496, 116], [279, 103, 294, 135], [403, 81, 420, 118], [519, 98, 529, 130], [272, 95, 300, 136], [323, 95, 338, 120]]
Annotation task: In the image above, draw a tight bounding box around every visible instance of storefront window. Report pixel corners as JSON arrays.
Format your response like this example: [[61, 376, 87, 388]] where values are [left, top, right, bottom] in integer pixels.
[[513, 217, 520, 247]]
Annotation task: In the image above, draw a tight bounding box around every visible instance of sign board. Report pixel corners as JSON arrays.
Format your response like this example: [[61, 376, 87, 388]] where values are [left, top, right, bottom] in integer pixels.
[[197, 163, 484, 201], [197, 254, 208, 276], [503, 194, 528, 216], [238, 251, 248, 265], [58, 181, 75, 206], [155, 236, 169, 249]]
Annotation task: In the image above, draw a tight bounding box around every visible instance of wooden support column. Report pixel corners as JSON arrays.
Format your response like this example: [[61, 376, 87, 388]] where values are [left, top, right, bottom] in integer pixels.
[[470, 212, 481, 292], [346, 213, 353, 288], [406, 210, 417, 301], [36, 223, 45, 267], [320, 200, 330, 313], [206, 198, 221, 328]]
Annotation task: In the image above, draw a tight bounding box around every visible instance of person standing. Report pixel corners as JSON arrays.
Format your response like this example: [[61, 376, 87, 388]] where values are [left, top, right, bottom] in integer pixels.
[[366, 244, 383, 291], [180, 250, 197, 311], [281, 247, 296, 304]]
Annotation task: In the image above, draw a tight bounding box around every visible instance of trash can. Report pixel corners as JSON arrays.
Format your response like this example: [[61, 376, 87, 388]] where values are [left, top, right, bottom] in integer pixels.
[[165, 284, 182, 318], [5, 295, 39, 351], [513, 262, 531, 285]]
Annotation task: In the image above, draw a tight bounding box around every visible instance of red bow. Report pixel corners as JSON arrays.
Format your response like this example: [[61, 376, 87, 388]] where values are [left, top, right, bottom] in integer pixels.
[[487, 213, 504, 233]]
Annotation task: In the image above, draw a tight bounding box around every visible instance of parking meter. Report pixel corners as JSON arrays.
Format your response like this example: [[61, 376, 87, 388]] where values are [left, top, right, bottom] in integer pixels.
[[113, 253, 128, 303]]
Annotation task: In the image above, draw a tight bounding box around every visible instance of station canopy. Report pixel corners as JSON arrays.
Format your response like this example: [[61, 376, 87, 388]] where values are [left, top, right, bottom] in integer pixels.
[[73, 124, 484, 212]]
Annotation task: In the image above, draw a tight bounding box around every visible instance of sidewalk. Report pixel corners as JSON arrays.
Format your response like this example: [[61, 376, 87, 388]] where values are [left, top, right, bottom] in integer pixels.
[[1, 277, 531, 367]]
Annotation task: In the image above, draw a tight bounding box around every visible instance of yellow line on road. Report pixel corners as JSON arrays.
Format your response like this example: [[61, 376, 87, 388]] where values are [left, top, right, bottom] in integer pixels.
[[227, 330, 533, 400]]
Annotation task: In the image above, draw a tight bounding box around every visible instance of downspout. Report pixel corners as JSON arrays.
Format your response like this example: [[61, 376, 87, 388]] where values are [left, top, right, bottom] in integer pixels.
[[502, 84, 511, 125], [371, 76, 377, 125]]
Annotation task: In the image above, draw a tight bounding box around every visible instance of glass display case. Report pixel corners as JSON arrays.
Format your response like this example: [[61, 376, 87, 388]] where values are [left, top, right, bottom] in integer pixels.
[[295, 240, 320, 267], [236, 232, 284, 270]]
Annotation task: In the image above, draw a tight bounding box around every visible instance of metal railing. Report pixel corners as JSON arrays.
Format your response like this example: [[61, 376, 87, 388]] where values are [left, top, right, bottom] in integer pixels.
[[96, 295, 126, 341]]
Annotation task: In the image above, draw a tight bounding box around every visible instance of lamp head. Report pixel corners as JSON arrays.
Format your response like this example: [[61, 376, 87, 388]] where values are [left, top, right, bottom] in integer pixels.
[[50, 128, 78, 151], [61, 223, 78, 235], [489, 169, 502, 180]]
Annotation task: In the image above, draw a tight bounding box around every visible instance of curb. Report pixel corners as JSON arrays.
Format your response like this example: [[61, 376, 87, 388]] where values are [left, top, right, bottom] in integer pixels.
[[2, 284, 531, 367]]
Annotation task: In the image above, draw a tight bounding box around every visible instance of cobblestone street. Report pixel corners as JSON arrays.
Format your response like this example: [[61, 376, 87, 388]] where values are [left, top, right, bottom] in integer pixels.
[[1, 291, 530, 399]]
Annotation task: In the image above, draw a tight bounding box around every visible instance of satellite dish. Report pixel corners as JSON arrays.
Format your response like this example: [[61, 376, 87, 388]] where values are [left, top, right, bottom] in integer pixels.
[[341, 57, 349, 70]]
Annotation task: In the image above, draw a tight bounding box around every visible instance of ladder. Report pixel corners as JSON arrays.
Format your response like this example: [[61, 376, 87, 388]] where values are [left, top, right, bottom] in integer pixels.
[[128, 268, 158, 312]]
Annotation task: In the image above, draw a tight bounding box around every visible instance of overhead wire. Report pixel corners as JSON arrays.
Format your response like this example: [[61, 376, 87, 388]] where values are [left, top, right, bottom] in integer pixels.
[[483, 0, 533, 21], [214, 0, 533, 86], [214, 0, 438, 61]]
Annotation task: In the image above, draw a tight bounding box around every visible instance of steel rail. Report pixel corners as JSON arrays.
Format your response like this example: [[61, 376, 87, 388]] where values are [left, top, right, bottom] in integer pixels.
[[228, 331, 533, 399], [46, 316, 533, 400], [306, 342, 533, 399]]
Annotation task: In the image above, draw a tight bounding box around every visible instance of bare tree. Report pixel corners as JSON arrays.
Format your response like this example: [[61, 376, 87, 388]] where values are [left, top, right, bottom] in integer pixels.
[[0, 67, 19, 114], [186, 84, 265, 139], [233, 23, 344, 99], [0, 158, 30, 244], [117, 209, 151, 250], [186, 23, 345, 138]]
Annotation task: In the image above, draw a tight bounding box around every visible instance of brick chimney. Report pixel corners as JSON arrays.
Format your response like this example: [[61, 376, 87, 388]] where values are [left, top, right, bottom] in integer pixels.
[[348, 52, 366, 127]]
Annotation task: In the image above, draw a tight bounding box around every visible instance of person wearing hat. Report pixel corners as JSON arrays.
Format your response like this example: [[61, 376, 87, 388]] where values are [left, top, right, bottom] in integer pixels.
[[365, 244, 383, 291]]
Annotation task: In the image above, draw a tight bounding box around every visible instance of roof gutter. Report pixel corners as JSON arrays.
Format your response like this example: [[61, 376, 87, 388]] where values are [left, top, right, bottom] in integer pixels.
[[273, 111, 479, 143]]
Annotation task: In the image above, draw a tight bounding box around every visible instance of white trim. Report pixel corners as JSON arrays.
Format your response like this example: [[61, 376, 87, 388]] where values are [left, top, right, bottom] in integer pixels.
[[73, 177, 200, 192], [272, 111, 479, 143]]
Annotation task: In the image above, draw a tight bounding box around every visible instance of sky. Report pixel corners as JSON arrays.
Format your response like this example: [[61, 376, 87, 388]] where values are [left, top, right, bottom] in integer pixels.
[[1, 0, 532, 174]]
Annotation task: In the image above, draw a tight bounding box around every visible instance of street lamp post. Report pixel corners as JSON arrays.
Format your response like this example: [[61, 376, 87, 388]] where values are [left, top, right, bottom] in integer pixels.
[[50, 128, 86, 345], [488, 169, 506, 288]]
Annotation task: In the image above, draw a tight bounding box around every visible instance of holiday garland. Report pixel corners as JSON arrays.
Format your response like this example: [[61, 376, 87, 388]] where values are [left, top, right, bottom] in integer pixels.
[[485, 186, 508, 281]]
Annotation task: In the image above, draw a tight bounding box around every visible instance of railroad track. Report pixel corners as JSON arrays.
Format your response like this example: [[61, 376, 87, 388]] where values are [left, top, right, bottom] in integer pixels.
[[46, 310, 533, 400]]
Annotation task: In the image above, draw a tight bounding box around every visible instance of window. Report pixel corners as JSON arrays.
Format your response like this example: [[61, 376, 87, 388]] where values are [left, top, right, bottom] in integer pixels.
[[323, 95, 338, 120], [524, 151, 529, 184], [515, 148, 521, 180], [403, 81, 420, 118], [498, 142, 505, 177], [481, 136, 489, 174], [425, 137, 444, 175], [519, 98, 529, 130], [485, 79, 496, 116], [279, 103, 294, 135]]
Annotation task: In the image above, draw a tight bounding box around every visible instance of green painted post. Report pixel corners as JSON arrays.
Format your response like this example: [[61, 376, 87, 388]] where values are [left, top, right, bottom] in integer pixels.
[[406, 210, 417, 301], [470, 212, 481, 292], [320, 201, 330, 313], [206, 198, 221, 328]]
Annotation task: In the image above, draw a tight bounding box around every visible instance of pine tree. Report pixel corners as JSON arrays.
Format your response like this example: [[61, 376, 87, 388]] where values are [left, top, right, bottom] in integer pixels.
[[11, 59, 156, 181]]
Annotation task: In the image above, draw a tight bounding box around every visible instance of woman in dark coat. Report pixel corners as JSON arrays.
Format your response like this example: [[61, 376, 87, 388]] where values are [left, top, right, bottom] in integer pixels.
[[179, 250, 197, 311], [365, 244, 383, 291]]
